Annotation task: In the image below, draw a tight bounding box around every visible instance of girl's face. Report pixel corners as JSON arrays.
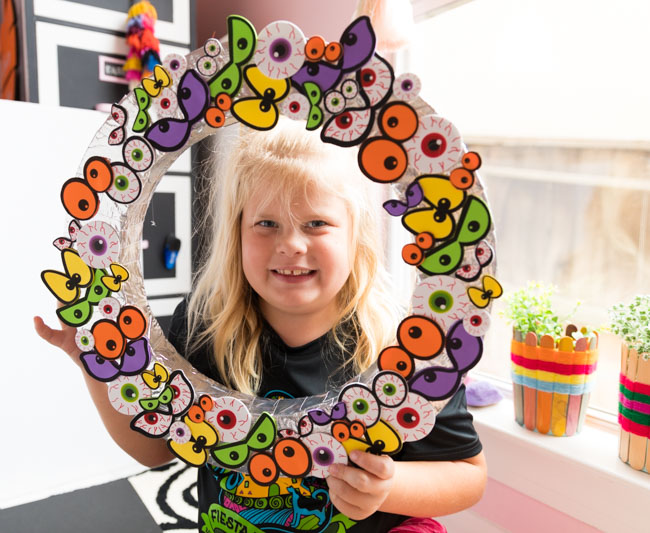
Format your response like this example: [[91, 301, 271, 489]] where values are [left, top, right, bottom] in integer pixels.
[[240, 182, 353, 331]]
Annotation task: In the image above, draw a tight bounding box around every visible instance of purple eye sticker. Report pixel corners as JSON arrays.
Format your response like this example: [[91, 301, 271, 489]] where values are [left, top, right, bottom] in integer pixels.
[[303, 433, 348, 478], [254, 21, 306, 79], [76, 220, 120, 269], [393, 73, 421, 101], [383, 181, 423, 216]]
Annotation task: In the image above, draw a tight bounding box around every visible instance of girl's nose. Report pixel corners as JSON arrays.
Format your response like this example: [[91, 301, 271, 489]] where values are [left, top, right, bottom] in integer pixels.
[[275, 226, 308, 255]]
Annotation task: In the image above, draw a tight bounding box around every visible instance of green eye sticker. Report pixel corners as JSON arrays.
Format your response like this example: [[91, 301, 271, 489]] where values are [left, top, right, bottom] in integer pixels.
[[211, 412, 276, 468]]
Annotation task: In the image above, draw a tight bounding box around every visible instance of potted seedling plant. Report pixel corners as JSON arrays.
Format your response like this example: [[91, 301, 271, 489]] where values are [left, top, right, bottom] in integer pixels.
[[610, 295, 650, 472], [503, 282, 598, 436]]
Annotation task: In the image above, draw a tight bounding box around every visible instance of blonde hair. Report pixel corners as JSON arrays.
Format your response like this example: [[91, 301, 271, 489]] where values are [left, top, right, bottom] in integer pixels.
[[187, 119, 400, 394]]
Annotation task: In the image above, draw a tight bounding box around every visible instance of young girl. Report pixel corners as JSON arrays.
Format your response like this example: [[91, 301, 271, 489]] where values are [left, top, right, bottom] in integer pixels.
[[35, 119, 486, 533]]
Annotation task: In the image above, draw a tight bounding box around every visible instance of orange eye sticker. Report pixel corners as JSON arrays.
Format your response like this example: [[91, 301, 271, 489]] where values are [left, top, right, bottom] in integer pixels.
[[397, 315, 445, 359], [61, 157, 113, 220], [305, 35, 326, 61], [91, 319, 126, 359], [378, 346, 414, 379], [273, 437, 312, 477], [249, 452, 279, 485], [118, 306, 147, 339], [358, 137, 408, 183]]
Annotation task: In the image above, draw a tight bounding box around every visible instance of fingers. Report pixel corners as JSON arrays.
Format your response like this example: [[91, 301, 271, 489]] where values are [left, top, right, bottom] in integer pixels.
[[326, 451, 395, 519], [33, 316, 65, 348], [349, 450, 395, 480]]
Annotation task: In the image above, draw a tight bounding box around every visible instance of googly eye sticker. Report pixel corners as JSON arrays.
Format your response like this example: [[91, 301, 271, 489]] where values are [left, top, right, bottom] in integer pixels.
[[382, 392, 436, 442], [162, 53, 187, 82], [196, 55, 219, 77], [373, 371, 407, 407], [279, 91, 310, 121], [205, 396, 252, 442], [298, 415, 314, 436], [393, 73, 421, 101], [76, 220, 120, 269], [169, 420, 192, 444], [339, 383, 380, 427], [75, 327, 95, 352], [107, 163, 142, 204], [108, 374, 151, 416], [204, 37, 222, 58], [404, 114, 463, 174], [153, 87, 178, 117], [463, 309, 491, 337], [254, 21, 306, 79], [303, 433, 348, 477], [411, 275, 471, 330], [98, 296, 120, 320]]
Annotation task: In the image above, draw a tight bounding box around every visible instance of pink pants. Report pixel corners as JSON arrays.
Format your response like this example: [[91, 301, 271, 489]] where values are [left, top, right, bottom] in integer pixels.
[[388, 517, 448, 532]]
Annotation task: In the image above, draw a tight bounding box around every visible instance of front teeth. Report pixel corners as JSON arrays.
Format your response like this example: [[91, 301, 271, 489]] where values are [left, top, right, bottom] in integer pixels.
[[276, 269, 312, 276]]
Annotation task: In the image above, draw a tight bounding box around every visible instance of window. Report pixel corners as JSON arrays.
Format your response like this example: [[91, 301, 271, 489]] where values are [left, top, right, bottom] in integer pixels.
[[399, 0, 650, 414]]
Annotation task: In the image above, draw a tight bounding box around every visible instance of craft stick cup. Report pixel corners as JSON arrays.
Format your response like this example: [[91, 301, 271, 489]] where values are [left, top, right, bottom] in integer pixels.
[[619, 345, 650, 473], [511, 326, 598, 436]]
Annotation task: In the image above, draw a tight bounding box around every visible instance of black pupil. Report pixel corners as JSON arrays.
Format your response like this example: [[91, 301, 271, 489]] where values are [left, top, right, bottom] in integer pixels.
[[343, 32, 357, 45], [435, 297, 447, 308], [222, 79, 232, 90], [91, 238, 105, 252], [124, 316, 132, 325], [79, 199, 89, 211], [230, 451, 239, 460], [387, 116, 398, 128], [220, 414, 232, 425], [237, 38, 247, 49], [468, 221, 480, 232], [428, 138, 442, 151], [397, 361, 407, 370], [263, 468, 271, 477], [74, 310, 82, 318], [273, 43, 286, 57], [440, 254, 451, 265], [107, 340, 116, 350], [409, 326, 422, 339], [384, 156, 398, 170], [449, 338, 461, 349], [257, 434, 266, 443], [180, 88, 190, 99], [283, 446, 295, 457], [94, 286, 103, 295]]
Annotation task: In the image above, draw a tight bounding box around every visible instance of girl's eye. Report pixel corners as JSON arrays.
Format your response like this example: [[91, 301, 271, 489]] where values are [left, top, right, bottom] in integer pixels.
[[305, 220, 327, 229], [256, 220, 277, 228]]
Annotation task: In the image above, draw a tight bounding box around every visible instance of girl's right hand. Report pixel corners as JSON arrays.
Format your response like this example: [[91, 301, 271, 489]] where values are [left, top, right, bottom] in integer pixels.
[[33, 315, 82, 366]]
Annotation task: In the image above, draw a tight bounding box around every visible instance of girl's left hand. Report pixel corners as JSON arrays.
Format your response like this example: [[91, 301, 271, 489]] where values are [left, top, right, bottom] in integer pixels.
[[326, 450, 395, 520]]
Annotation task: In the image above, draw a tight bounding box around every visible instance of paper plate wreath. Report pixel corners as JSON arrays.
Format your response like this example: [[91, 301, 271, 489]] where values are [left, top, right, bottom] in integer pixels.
[[41, 15, 501, 480]]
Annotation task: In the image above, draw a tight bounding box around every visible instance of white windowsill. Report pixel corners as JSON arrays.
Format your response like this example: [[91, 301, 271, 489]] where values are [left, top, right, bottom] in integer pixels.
[[469, 388, 649, 533]]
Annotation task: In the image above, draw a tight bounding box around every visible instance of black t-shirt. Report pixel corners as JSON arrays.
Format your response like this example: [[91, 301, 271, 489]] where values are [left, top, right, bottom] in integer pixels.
[[168, 300, 482, 533]]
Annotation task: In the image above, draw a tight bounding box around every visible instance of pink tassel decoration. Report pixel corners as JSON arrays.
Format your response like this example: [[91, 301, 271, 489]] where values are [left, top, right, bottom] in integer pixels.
[[124, 0, 161, 86]]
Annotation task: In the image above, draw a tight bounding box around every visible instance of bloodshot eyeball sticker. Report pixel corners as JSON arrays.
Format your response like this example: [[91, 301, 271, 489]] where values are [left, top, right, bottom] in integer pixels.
[[40, 14, 501, 481]]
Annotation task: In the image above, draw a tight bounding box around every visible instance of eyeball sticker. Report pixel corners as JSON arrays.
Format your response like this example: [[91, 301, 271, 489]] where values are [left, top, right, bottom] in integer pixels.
[[108, 374, 152, 416], [279, 91, 310, 121], [76, 220, 120, 269], [463, 309, 491, 337], [108, 104, 127, 146], [254, 21, 306, 79], [404, 114, 463, 174], [340, 384, 380, 427], [205, 396, 252, 442], [412, 275, 471, 330], [382, 393, 435, 442], [393, 73, 421, 101], [303, 433, 348, 478], [153, 88, 178, 117], [163, 53, 187, 82], [41, 13, 500, 479], [75, 327, 94, 352]]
